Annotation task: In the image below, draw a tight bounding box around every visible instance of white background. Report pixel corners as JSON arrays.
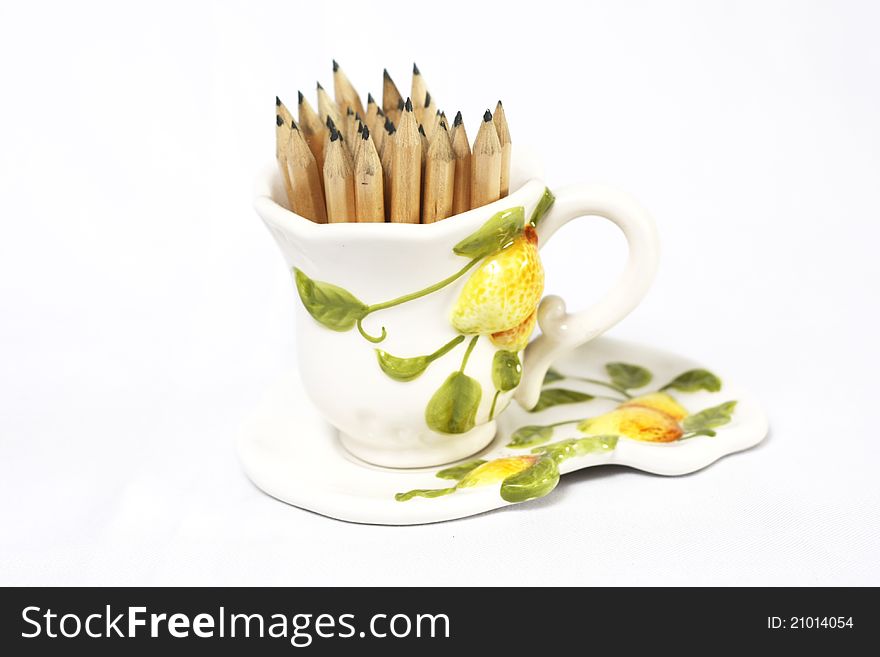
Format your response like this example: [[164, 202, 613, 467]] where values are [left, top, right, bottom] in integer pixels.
[[1, 0, 878, 585]]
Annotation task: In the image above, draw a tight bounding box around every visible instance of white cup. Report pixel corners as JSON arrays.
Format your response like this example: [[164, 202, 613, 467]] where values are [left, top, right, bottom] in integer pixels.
[[254, 150, 659, 467]]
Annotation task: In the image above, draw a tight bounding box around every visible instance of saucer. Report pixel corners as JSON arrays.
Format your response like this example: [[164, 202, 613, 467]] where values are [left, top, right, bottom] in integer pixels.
[[236, 337, 768, 525]]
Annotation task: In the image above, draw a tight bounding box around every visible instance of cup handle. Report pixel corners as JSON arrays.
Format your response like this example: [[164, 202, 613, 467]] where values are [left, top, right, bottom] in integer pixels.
[[515, 184, 660, 409]]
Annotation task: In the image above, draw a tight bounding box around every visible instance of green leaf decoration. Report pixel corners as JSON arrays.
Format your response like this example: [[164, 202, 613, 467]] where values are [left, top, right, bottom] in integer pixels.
[[682, 401, 738, 433], [543, 368, 564, 385], [425, 372, 483, 434], [660, 369, 722, 393], [452, 207, 525, 259], [531, 435, 619, 464], [530, 388, 594, 413], [529, 187, 556, 227], [395, 487, 456, 502], [376, 352, 432, 382], [500, 457, 560, 503], [605, 362, 653, 390], [507, 424, 554, 448], [375, 335, 465, 382], [436, 459, 487, 481], [293, 268, 369, 331], [680, 429, 717, 440], [492, 350, 522, 392]]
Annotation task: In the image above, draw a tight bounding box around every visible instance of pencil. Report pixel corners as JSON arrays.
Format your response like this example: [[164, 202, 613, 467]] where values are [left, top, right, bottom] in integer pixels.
[[323, 126, 356, 223], [298, 91, 326, 174], [332, 60, 366, 118], [494, 100, 512, 197], [380, 117, 395, 220], [275, 110, 295, 210], [286, 120, 327, 223], [316, 82, 343, 130], [450, 111, 472, 216], [382, 69, 403, 123], [344, 107, 358, 150], [354, 127, 385, 222], [471, 109, 502, 209], [390, 98, 421, 223], [365, 93, 381, 134], [422, 122, 455, 223], [411, 63, 428, 114]]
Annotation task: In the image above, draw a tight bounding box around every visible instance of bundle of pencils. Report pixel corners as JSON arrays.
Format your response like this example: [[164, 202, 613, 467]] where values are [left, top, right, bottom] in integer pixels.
[[275, 62, 512, 224]]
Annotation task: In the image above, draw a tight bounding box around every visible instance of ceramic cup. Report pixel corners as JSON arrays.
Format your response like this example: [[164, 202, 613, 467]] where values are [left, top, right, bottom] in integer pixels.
[[254, 149, 659, 467]]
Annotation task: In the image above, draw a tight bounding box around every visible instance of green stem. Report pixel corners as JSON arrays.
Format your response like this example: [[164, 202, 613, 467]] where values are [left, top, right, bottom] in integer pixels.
[[459, 336, 479, 373], [357, 318, 386, 343], [366, 257, 481, 314], [427, 335, 466, 363], [489, 390, 501, 420], [569, 376, 633, 399]]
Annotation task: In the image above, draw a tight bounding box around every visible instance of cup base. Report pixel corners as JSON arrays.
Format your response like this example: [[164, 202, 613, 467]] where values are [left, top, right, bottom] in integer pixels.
[[338, 422, 497, 469]]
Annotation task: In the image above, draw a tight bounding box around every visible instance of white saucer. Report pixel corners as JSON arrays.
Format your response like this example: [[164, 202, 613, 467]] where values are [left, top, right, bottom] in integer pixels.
[[237, 337, 768, 525]]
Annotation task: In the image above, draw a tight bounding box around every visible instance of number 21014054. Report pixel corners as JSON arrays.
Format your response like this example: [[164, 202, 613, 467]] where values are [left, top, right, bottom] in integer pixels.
[[768, 617, 854, 629]]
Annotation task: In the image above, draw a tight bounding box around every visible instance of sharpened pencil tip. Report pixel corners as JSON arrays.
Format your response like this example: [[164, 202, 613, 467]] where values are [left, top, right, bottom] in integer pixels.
[[383, 68, 391, 80], [418, 124, 426, 136], [326, 116, 336, 130], [453, 111, 463, 127], [297, 91, 304, 104], [291, 120, 299, 131], [362, 126, 370, 140], [377, 107, 385, 117], [385, 117, 396, 134], [397, 99, 405, 110], [367, 93, 375, 105], [413, 62, 420, 75], [497, 100, 503, 107], [405, 97, 413, 112], [357, 121, 364, 135], [316, 81, 324, 90], [346, 107, 354, 117], [276, 114, 284, 127], [330, 128, 340, 142], [332, 59, 339, 72], [424, 92, 431, 107], [275, 96, 281, 106], [483, 109, 492, 122]]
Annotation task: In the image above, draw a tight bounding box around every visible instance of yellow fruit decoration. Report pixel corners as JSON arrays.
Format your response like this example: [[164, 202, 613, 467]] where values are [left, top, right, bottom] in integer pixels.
[[451, 226, 544, 336], [621, 392, 688, 421], [490, 310, 537, 351], [457, 456, 539, 489], [578, 406, 683, 443]]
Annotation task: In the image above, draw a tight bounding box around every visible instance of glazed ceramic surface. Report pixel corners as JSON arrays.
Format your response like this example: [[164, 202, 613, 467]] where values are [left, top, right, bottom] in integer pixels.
[[236, 337, 768, 525], [253, 149, 660, 467]]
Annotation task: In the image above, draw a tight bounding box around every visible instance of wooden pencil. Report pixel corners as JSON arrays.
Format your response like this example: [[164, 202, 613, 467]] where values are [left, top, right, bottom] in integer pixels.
[[275, 110, 295, 209], [471, 109, 502, 209], [380, 117, 395, 220], [316, 82, 343, 130], [494, 100, 512, 197], [382, 69, 403, 123], [450, 111, 472, 216], [285, 120, 327, 223], [411, 63, 428, 114], [344, 107, 358, 150], [390, 98, 421, 223], [422, 122, 455, 223], [323, 126, 356, 223], [332, 60, 366, 118], [354, 127, 385, 222], [297, 91, 326, 174], [365, 93, 380, 133], [371, 106, 386, 155]]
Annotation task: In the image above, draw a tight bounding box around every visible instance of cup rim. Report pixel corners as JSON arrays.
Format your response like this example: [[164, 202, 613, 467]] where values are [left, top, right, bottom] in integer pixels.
[[254, 148, 546, 242]]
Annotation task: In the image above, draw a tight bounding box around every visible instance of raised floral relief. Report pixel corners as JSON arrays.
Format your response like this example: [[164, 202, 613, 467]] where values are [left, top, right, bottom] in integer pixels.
[[396, 361, 736, 504], [292, 189, 555, 434]]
